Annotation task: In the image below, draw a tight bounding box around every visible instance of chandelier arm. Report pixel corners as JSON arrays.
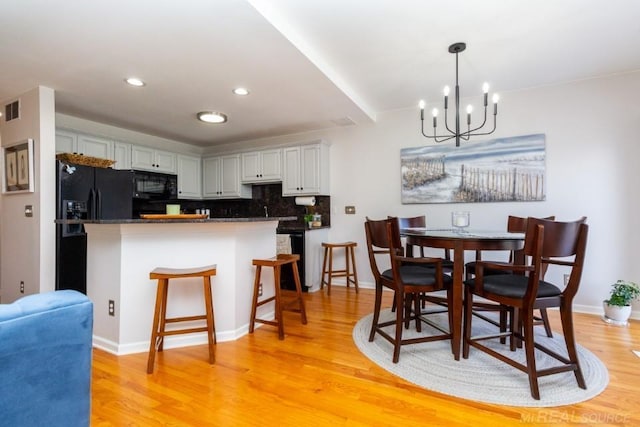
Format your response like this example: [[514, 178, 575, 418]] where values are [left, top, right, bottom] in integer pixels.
[[465, 105, 489, 134], [434, 134, 457, 143], [443, 106, 456, 135], [466, 116, 498, 137], [421, 119, 456, 140]]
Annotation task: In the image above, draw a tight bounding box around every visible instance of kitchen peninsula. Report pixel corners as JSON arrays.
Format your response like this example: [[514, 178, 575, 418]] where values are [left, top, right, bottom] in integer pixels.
[[57, 217, 296, 355]]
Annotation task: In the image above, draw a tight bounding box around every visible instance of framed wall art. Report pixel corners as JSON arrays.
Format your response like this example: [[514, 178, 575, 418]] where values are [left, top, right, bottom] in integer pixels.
[[2, 138, 35, 194], [401, 134, 545, 204]]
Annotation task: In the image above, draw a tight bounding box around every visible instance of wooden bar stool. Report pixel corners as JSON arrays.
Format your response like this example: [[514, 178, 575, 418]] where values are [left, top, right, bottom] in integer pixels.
[[320, 242, 359, 295], [249, 254, 307, 340], [147, 265, 217, 374]]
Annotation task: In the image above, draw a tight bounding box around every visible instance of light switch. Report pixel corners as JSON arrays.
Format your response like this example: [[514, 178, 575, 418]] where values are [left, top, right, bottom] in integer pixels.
[[345, 206, 356, 214], [25, 205, 33, 217]]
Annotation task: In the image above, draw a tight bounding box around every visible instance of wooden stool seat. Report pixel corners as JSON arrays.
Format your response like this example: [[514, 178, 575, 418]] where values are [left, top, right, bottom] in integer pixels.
[[320, 242, 359, 295], [147, 264, 217, 374], [250, 254, 307, 340]]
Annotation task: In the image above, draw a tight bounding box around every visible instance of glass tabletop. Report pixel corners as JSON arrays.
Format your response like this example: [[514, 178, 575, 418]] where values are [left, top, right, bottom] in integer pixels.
[[401, 227, 524, 240]]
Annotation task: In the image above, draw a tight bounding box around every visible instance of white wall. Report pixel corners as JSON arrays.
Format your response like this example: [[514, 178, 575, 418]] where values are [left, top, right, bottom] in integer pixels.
[[0, 86, 56, 302], [214, 71, 640, 318], [3, 73, 638, 318]]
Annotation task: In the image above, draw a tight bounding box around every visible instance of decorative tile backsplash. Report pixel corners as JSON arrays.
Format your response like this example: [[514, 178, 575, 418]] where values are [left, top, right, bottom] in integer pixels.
[[133, 183, 330, 228]]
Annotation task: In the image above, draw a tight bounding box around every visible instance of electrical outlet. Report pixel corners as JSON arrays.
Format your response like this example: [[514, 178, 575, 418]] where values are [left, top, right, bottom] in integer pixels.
[[20, 281, 25, 294], [258, 283, 263, 297], [108, 300, 115, 316], [564, 274, 570, 286]]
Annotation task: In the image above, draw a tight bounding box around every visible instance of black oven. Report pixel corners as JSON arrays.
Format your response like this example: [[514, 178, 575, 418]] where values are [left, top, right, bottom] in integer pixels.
[[132, 170, 178, 200]]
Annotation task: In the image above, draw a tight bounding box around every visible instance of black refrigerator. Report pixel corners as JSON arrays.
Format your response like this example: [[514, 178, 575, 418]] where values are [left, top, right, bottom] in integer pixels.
[[56, 160, 134, 294]]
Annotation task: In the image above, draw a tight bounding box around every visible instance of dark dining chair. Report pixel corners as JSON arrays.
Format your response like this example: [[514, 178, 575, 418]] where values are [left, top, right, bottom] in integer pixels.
[[465, 215, 555, 338], [397, 215, 454, 273], [462, 217, 588, 400], [364, 217, 453, 363], [393, 216, 453, 315]]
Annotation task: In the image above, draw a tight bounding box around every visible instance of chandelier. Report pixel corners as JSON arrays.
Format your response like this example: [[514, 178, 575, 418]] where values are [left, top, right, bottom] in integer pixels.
[[419, 42, 499, 147]]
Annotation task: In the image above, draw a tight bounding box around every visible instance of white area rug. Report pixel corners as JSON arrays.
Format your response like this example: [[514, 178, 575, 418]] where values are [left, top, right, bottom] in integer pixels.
[[353, 309, 609, 407]]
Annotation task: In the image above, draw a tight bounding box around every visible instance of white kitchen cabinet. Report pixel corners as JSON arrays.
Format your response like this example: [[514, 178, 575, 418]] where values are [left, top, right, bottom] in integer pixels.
[[177, 154, 202, 199], [77, 134, 113, 159], [131, 145, 177, 173], [282, 143, 329, 196], [113, 141, 132, 170], [55, 129, 77, 154], [241, 148, 282, 183], [203, 155, 251, 199], [56, 130, 115, 161]]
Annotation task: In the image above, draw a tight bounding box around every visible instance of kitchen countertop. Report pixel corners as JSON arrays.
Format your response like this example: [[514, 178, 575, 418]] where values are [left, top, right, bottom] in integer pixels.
[[55, 216, 297, 224], [276, 224, 331, 232]]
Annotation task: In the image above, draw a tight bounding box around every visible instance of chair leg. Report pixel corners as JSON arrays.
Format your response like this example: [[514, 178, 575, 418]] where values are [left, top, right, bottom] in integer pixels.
[[273, 265, 284, 340], [203, 276, 216, 364], [499, 305, 507, 345], [147, 278, 167, 374], [249, 265, 262, 334], [539, 308, 553, 338], [413, 294, 422, 332], [559, 302, 587, 389], [369, 281, 383, 342], [344, 246, 351, 289], [291, 259, 307, 325], [157, 279, 169, 352], [393, 290, 405, 363], [510, 308, 521, 352], [348, 245, 359, 293], [327, 248, 334, 295], [522, 308, 540, 400], [462, 287, 473, 359], [320, 246, 329, 291]]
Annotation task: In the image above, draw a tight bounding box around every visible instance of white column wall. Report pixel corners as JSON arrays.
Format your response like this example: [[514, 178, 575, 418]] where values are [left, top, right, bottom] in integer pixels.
[[86, 221, 277, 355]]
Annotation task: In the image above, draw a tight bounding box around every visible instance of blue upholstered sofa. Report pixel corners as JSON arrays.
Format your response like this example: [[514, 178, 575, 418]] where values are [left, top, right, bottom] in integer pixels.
[[0, 290, 93, 427]]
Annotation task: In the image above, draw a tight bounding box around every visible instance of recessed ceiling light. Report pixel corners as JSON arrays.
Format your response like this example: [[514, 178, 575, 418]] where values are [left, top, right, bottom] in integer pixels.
[[197, 111, 228, 124], [233, 87, 250, 96], [125, 77, 145, 87]]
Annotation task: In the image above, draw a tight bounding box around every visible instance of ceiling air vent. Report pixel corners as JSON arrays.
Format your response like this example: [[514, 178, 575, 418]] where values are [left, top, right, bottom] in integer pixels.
[[331, 116, 356, 127], [4, 99, 20, 122]]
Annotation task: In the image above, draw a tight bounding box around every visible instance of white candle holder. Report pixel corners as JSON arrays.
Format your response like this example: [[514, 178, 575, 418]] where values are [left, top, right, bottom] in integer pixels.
[[451, 211, 470, 233]]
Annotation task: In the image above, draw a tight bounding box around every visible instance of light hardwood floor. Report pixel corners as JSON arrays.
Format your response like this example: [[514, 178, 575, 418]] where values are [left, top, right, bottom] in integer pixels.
[[91, 287, 639, 426]]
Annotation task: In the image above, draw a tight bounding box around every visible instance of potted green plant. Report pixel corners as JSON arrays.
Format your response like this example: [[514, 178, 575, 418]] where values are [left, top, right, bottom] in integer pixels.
[[304, 214, 314, 228], [603, 280, 640, 325]]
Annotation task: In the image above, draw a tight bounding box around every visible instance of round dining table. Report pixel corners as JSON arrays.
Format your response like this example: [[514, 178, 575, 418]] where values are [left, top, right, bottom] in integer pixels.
[[402, 228, 524, 360]]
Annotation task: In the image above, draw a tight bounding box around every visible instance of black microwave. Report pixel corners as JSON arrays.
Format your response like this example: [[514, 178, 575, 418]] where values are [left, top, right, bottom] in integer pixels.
[[132, 170, 178, 200]]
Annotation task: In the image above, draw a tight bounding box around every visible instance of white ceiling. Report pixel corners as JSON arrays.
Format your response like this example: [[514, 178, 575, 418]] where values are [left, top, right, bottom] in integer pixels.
[[1, 0, 639, 147]]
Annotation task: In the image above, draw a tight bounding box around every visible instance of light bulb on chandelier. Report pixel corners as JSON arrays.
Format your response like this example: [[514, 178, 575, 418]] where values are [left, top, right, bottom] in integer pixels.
[[419, 42, 499, 147]]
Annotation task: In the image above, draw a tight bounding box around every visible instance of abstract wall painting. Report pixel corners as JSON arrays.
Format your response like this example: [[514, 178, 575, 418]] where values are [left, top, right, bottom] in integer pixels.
[[401, 134, 545, 204]]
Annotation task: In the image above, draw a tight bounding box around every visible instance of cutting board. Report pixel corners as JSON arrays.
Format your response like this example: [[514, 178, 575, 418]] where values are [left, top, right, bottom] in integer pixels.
[[140, 214, 208, 219]]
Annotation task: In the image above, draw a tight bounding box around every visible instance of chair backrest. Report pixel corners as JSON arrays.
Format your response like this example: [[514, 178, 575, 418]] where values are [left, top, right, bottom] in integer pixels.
[[396, 215, 426, 258], [507, 215, 555, 233], [507, 215, 555, 271], [364, 217, 402, 282], [523, 216, 588, 299], [397, 215, 426, 229]]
